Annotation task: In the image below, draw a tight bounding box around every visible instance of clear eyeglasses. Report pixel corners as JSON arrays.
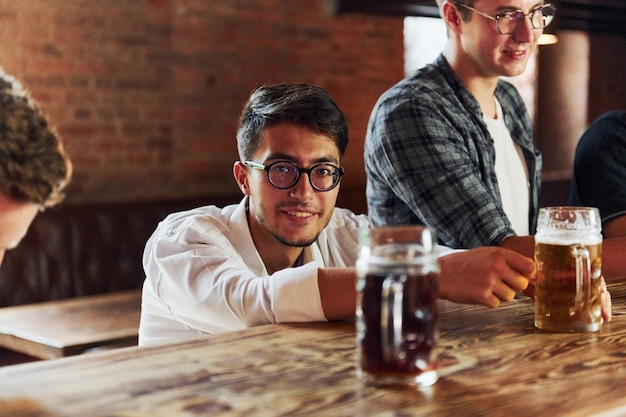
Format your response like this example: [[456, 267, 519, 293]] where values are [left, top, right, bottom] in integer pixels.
[[244, 160, 345, 192], [455, 2, 556, 35]]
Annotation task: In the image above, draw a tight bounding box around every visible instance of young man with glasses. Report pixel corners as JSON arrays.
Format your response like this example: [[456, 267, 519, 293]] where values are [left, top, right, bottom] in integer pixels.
[[365, 0, 555, 249], [364, 0, 622, 315], [138, 83, 552, 345]]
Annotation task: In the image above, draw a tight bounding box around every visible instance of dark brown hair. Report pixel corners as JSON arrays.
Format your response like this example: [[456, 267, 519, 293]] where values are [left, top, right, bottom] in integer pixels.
[[236, 83, 348, 162]]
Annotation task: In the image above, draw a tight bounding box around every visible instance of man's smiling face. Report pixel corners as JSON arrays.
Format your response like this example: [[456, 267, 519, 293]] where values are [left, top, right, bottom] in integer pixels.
[[457, 0, 544, 79], [240, 123, 342, 248]]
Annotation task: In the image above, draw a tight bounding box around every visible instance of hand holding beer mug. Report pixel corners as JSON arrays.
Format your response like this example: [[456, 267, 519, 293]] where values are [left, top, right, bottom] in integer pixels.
[[356, 225, 440, 388], [534, 207, 603, 332]]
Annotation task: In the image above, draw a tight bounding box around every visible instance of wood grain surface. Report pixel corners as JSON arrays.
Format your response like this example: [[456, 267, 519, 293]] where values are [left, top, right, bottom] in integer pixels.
[[0, 290, 140, 359], [1, 283, 626, 416]]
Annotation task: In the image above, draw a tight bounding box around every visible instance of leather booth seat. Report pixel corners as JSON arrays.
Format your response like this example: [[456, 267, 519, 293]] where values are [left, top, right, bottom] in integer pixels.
[[0, 195, 240, 308]]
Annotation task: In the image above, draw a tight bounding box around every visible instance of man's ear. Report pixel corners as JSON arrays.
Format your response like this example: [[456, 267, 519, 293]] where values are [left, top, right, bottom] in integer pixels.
[[441, 1, 463, 35], [233, 161, 251, 196]]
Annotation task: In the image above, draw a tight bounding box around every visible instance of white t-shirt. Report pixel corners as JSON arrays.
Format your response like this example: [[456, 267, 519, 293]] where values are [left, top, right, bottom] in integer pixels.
[[484, 99, 530, 236], [139, 197, 369, 345]]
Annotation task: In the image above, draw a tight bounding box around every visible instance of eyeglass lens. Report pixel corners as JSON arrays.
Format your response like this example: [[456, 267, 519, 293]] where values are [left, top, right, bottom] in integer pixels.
[[268, 162, 340, 191], [498, 5, 555, 34]]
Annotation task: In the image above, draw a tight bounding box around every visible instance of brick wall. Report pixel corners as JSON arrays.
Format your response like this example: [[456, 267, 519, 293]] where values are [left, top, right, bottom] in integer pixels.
[[0, 0, 404, 214]]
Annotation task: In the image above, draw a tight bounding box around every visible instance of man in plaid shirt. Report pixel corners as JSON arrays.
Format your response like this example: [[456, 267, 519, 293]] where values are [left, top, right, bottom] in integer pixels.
[[365, 0, 549, 249]]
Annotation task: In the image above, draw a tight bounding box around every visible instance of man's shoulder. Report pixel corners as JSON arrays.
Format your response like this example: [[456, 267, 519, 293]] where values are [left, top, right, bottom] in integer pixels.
[[156, 202, 241, 234], [316, 208, 369, 262], [586, 110, 626, 147], [327, 208, 370, 232], [375, 61, 459, 114], [331, 206, 368, 218], [387, 66, 447, 97]]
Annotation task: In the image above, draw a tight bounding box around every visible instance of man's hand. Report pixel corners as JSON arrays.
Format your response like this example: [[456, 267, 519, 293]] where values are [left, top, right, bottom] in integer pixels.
[[438, 247, 535, 308], [601, 276, 612, 323]]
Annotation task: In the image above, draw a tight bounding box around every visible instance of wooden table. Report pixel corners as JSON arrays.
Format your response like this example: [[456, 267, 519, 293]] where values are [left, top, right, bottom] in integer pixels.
[[0, 290, 141, 359], [2, 283, 626, 416]]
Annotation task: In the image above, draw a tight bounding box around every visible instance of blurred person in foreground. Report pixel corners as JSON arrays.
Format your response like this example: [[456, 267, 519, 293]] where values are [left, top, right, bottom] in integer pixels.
[[570, 110, 626, 238], [139, 83, 599, 346], [0, 68, 72, 267]]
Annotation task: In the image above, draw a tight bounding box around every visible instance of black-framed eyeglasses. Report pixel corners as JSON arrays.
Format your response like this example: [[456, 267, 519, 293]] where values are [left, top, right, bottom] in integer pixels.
[[455, 3, 556, 35], [244, 160, 344, 192]]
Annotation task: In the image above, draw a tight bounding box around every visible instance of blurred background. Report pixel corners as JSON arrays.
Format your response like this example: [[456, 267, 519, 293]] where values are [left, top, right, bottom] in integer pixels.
[[0, 0, 623, 214]]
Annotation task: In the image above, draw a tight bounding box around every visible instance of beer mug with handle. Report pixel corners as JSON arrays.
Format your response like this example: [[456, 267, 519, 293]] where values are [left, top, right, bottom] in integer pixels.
[[356, 225, 440, 388], [534, 207, 603, 332]]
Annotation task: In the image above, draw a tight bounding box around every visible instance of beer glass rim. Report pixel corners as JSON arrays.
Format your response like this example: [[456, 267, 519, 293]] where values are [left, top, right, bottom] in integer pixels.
[[539, 206, 599, 213], [363, 225, 437, 250], [537, 206, 601, 233]]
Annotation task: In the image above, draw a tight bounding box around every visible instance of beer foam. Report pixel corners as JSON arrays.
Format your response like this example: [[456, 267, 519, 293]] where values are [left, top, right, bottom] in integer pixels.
[[535, 233, 602, 245]]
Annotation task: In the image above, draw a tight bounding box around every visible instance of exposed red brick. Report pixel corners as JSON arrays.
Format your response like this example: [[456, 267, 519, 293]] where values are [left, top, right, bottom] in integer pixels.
[[0, 0, 405, 209]]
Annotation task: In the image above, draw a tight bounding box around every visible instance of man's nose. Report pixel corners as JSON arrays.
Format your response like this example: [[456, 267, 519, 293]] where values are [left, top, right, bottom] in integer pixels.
[[288, 172, 315, 198], [513, 14, 536, 42]]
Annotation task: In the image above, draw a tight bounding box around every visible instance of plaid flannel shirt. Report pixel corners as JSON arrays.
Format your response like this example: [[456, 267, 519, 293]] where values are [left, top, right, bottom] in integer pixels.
[[365, 54, 542, 249]]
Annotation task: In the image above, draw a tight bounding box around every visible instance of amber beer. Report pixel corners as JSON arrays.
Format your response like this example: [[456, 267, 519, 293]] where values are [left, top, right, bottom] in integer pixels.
[[356, 226, 440, 388], [534, 207, 603, 333], [534, 239, 603, 332]]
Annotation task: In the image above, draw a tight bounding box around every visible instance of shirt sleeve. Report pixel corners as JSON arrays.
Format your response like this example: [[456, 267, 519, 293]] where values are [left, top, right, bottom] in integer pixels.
[[142, 212, 326, 336], [270, 262, 325, 324]]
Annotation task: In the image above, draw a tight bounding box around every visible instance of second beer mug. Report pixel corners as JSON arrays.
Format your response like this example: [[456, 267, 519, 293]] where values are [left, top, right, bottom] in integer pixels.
[[534, 206, 603, 332], [356, 225, 440, 388]]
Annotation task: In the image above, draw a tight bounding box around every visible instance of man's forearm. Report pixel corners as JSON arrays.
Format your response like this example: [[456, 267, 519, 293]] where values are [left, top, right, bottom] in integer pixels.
[[318, 268, 357, 321]]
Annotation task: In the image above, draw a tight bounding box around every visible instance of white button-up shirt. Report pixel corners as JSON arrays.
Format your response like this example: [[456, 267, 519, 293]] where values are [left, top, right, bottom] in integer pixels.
[[139, 197, 369, 345]]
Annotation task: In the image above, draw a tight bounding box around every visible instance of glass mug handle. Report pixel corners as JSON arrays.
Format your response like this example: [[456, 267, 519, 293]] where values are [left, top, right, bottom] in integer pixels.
[[381, 275, 405, 362], [571, 244, 591, 311]]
